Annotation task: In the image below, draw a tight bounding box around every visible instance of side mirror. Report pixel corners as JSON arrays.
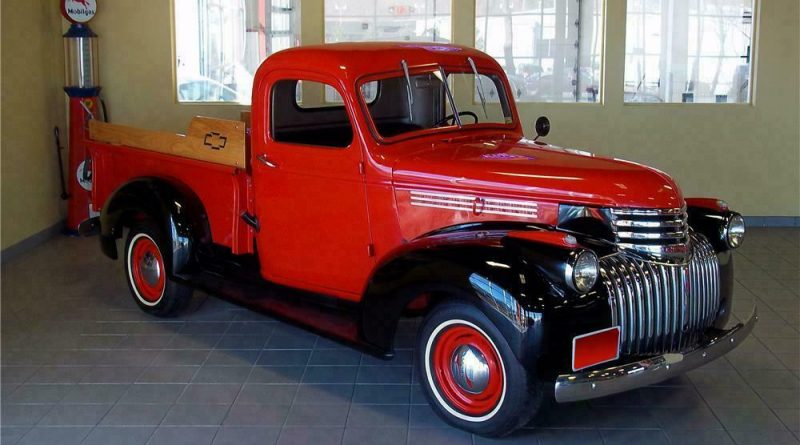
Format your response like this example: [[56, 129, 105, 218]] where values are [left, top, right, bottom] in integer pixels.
[[534, 116, 550, 141]]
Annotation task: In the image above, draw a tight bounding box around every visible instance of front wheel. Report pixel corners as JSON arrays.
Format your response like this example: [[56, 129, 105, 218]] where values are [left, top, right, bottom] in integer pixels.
[[124, 221, 193, 317], [416, 301, 541, 437]]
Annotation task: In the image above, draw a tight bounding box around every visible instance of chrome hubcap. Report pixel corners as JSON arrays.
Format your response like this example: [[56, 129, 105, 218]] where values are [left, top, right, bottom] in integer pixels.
[[450, 344, 490, 394], [139, 252, 161, 287]]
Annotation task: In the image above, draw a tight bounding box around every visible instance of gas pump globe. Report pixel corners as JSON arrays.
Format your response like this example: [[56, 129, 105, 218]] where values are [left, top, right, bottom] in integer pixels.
[[61, 0, 100, 232], [64, 24, 100, 96]]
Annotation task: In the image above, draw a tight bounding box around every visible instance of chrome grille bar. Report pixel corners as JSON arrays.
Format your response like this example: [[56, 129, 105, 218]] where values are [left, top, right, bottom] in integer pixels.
[[610, 207, 690, 260], [600, 233, 720, 355]]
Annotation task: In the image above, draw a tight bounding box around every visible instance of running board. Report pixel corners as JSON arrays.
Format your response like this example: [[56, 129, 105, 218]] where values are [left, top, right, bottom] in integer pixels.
[[175, 254, 391, 359]]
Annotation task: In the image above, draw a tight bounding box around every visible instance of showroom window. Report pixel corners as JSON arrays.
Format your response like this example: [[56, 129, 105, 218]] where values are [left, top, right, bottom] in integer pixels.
[[475, 0, 604, 103], [624, 0, 755, 103], [174, 0, 300, 104], [324, 0, 451, 44], [324, 0, 452, 103]]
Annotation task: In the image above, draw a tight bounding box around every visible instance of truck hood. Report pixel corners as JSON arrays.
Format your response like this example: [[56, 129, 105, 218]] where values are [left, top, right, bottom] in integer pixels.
[[390, 137, 684, 210]]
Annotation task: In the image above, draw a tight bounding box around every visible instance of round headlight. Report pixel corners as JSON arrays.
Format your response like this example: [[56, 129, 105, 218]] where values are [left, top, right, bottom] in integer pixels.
[[725, 213, 746, 248], [567, 250, 599, 293]]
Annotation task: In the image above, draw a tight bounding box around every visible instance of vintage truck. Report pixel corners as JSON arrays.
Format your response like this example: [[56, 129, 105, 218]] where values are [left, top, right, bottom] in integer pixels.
[[82, 43, 756, 436]]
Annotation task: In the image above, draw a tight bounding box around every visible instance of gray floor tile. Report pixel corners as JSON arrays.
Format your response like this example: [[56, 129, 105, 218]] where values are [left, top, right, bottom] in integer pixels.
[[60, 384, 130, 404], [235, 383, 297, 405], [342, 427, 407, 445], [308, 349, 362, 366], [663, 429, 736, 445], [37, 404, 112, 426], [600, 429, 670, 445], [137, 366, 199, 383], [303, 366, 358, 384], [285, 403, 350, 426], [212, 426, 280, 445], [162, 404, 230, 426], [727, 429, 800, 445], [82, 426, 155, 445], [713, 405, 789, 431], [257, 350, 311, 367], [25, 366, 90, 384], [120, 383, 186, 404], [178, 384, 243, 405], [147, 426, 218, 445], [7, 384, 74, 404], [650, 405, 724, 430], [223, 404, 290, 426], [276, 426, 343, 445], [192, 366, 251, 383], [204, 350, 260, 366], [406, 427, 473, 445], [1, 426, 31, 445], [100, 403, 172, 426], [355, 366, 411, 384], [246, 366, 304, 384], [0, 405, 54, 426], [294, 383, 353, 405], [17, 426, 91, 445], [352, 384, 410, 404], [347, 404, 409, 427], [775, 409, 800, 432]]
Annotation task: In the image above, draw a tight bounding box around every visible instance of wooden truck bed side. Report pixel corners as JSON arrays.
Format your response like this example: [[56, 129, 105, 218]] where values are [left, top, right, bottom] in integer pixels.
[[87, 118, 255, 254]]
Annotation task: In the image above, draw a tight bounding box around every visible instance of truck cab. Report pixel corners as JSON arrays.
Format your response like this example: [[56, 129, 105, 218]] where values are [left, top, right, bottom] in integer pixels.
[[85, 43, 756, 437]]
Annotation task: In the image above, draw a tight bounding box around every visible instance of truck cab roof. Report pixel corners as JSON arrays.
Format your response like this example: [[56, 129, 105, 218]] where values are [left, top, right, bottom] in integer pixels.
[[259, 42, 504, 79]]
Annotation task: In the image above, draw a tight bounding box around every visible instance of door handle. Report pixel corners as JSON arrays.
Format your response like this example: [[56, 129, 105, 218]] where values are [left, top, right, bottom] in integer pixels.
[[256, 153, 278, 168]]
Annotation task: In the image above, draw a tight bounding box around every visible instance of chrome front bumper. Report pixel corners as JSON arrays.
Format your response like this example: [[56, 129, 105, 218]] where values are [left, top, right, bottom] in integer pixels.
[[554, 307, 757, 403]]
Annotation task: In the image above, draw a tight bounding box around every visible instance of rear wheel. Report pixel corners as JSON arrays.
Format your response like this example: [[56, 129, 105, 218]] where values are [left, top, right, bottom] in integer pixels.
[[417, 301, 541, 437], [124, 221, 192, 317]]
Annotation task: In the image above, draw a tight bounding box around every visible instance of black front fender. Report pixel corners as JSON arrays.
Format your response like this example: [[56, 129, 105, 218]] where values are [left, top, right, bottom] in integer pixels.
[[359, 227, 613, 376]]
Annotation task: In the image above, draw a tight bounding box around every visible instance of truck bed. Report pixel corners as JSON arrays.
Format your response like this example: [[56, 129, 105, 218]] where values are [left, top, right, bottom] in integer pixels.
[[86, 118, 255, 254]]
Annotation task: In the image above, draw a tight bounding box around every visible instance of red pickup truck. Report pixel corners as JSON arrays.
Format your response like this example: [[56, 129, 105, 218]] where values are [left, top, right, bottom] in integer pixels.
[[84, 43, 756, 436]]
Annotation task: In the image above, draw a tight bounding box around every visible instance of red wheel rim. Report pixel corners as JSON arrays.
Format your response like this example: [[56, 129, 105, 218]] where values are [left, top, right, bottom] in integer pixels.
[[430, 323, 504, 417], [129, 235, 165, 303]]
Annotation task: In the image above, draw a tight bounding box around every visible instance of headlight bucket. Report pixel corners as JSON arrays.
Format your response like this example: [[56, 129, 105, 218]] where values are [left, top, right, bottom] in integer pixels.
[[566, 250, 599, 293], [723, 213, 746, 249]]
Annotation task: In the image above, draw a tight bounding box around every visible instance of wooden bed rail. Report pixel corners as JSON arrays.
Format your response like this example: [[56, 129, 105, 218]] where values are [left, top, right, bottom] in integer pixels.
[[89, 117, 247, 168]]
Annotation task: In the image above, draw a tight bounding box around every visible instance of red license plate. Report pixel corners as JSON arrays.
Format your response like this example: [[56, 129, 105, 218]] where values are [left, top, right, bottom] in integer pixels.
[[572, 327, 620, 371]]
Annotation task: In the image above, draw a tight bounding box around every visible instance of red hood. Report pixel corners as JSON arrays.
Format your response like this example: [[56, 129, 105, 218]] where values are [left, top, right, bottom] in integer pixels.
[[390, 137, 684, 209]]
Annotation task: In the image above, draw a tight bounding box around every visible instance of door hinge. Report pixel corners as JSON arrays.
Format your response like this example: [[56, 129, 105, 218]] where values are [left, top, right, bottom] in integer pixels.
[[358, 161, 365, 175], [240, 211, 260, 232], [367, 243, 375, 257]]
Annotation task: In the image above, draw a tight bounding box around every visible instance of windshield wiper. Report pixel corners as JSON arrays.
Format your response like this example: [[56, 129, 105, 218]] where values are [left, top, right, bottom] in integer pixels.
[[438, 66, 462, 128], [401, 60, 414, 122], [468, 57, 488, 119]]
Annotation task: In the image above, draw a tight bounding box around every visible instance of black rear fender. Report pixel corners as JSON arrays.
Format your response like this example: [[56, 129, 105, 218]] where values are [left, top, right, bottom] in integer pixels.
[[98, 177, 210, 276]]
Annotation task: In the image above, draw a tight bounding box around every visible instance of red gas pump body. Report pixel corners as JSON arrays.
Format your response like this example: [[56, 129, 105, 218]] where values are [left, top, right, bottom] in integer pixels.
[[66, 96, 99, 231]]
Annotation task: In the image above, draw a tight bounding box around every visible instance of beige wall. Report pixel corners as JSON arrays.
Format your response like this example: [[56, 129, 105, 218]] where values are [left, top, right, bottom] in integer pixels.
[[1, 1, 68, 250], [2, 0, 798, 250]]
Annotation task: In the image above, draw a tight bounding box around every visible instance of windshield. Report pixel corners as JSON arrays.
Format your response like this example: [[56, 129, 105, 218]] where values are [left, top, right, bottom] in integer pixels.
[[360, 66, 514, 140]]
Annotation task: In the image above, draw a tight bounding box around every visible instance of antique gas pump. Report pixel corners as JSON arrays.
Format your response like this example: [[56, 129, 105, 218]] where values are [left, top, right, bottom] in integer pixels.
[[62, 0, 99, 232]]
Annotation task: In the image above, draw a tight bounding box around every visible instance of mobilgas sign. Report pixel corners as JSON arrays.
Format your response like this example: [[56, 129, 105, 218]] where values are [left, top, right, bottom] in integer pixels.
[[61, 0, 97, 24]]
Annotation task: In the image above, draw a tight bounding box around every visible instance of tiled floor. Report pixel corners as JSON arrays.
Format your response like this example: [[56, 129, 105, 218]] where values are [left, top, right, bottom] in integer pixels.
[[1, 228, 798, 445]]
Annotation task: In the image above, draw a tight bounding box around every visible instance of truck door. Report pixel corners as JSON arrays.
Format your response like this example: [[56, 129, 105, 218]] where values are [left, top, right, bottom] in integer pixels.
[[251, 73, 373, 300]]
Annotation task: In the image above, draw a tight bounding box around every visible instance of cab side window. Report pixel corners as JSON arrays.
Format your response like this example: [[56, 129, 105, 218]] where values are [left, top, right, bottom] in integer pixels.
[[271, 80, 353, 148]]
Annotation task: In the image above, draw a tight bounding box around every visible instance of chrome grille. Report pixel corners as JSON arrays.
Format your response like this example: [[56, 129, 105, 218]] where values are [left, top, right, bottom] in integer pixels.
[[610, 207, 689, 260], [600, 233, 720, 355]]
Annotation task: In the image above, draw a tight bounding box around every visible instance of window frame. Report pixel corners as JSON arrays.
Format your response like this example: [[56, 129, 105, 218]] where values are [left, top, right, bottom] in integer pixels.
[[355, 65, 519, 146], [622, 0, 759, 106], [268, 77, 357, 150], [473, 0, 607, 105], [171, 0, 301, 105]]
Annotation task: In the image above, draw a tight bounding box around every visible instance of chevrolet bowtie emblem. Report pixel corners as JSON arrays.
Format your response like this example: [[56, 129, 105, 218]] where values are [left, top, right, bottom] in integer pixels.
[[203, 132, 228, 150]]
